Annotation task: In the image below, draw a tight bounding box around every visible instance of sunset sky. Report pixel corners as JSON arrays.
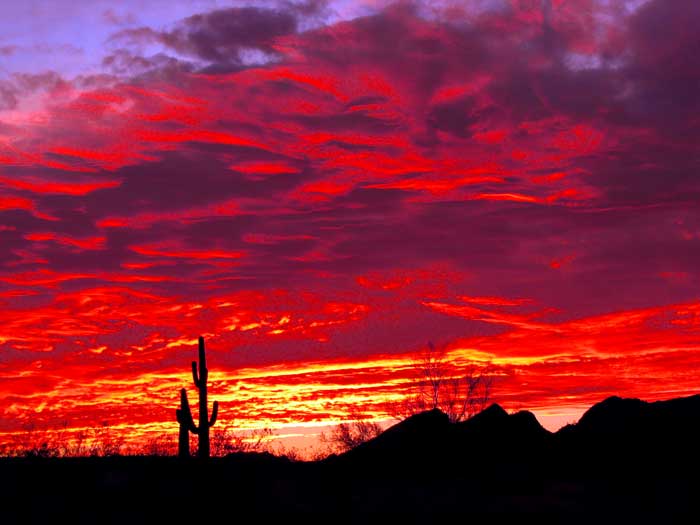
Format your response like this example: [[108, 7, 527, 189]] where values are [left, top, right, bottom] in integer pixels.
[[1, 0, 699, 452]]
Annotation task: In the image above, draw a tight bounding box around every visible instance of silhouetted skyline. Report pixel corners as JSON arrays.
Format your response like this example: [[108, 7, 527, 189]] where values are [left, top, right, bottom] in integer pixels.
[[2, 393, 699, 520]]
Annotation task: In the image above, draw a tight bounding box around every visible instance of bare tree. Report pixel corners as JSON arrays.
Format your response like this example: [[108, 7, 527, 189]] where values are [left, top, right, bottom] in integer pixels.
[[389, 342, 494, 423], [320, 407, 384, 454]]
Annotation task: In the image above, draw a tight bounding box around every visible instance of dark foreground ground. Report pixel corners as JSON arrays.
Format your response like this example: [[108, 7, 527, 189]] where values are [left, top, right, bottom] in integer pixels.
[[1, 454, 698, 522], [2, 395, 700, 522]]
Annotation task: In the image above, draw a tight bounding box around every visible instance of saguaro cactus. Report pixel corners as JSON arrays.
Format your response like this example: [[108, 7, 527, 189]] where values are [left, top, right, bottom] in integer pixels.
[[175, 336, 219, 458], [176, 388, 194, 458]]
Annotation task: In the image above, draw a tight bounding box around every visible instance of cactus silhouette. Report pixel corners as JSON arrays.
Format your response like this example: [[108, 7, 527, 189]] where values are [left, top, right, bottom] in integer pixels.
[[175, 336, 219, 458], [176, 388, 194, 458]]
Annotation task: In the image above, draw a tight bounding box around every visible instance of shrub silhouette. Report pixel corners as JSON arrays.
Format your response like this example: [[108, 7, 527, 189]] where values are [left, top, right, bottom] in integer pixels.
[[176, 336, 219, 458]]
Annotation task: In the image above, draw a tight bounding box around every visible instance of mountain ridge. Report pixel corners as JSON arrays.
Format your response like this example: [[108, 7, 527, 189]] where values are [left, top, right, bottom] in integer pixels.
[[333, 393, 700, 470]]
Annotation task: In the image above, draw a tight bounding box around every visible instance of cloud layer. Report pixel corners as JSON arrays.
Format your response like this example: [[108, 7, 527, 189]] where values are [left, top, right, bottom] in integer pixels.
[[0, 0, 699, 450]]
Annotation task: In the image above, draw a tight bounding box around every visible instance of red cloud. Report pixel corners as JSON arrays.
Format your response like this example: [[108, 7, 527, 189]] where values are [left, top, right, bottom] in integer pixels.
[[0, 175, 121, 195], [25, 232, 106, 250], [130, 244, 246, 260]]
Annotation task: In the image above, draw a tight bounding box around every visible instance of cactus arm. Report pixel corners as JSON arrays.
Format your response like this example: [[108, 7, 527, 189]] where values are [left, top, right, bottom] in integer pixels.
[[177, 388, 198, 433], [176, 409, 197, 433], [176, 409, 198, 434], [198, 336, 207, 368], [177, 388, 199, 458], [192, 361, 200, 388], [209, 401, 218, 427], [198, 336, 208, 383]]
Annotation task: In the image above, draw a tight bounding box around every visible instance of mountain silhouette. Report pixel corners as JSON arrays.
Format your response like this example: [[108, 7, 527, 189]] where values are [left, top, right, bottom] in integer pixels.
[[328, 408, 450, 470], [573, 394, 700, 437], [553, 394, 700, 472], [455, 404, 550, 445], [2, 394, 699, 521], [332, 403, 551, 471], [329, 394, 700, 482]]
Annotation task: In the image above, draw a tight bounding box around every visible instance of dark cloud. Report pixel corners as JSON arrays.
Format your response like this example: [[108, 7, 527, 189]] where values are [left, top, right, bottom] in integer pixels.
[[101, 49, 195, 77], [110, 1, 329, 71], [622, 0, 700, 130], [0, 71, 69, 110]]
